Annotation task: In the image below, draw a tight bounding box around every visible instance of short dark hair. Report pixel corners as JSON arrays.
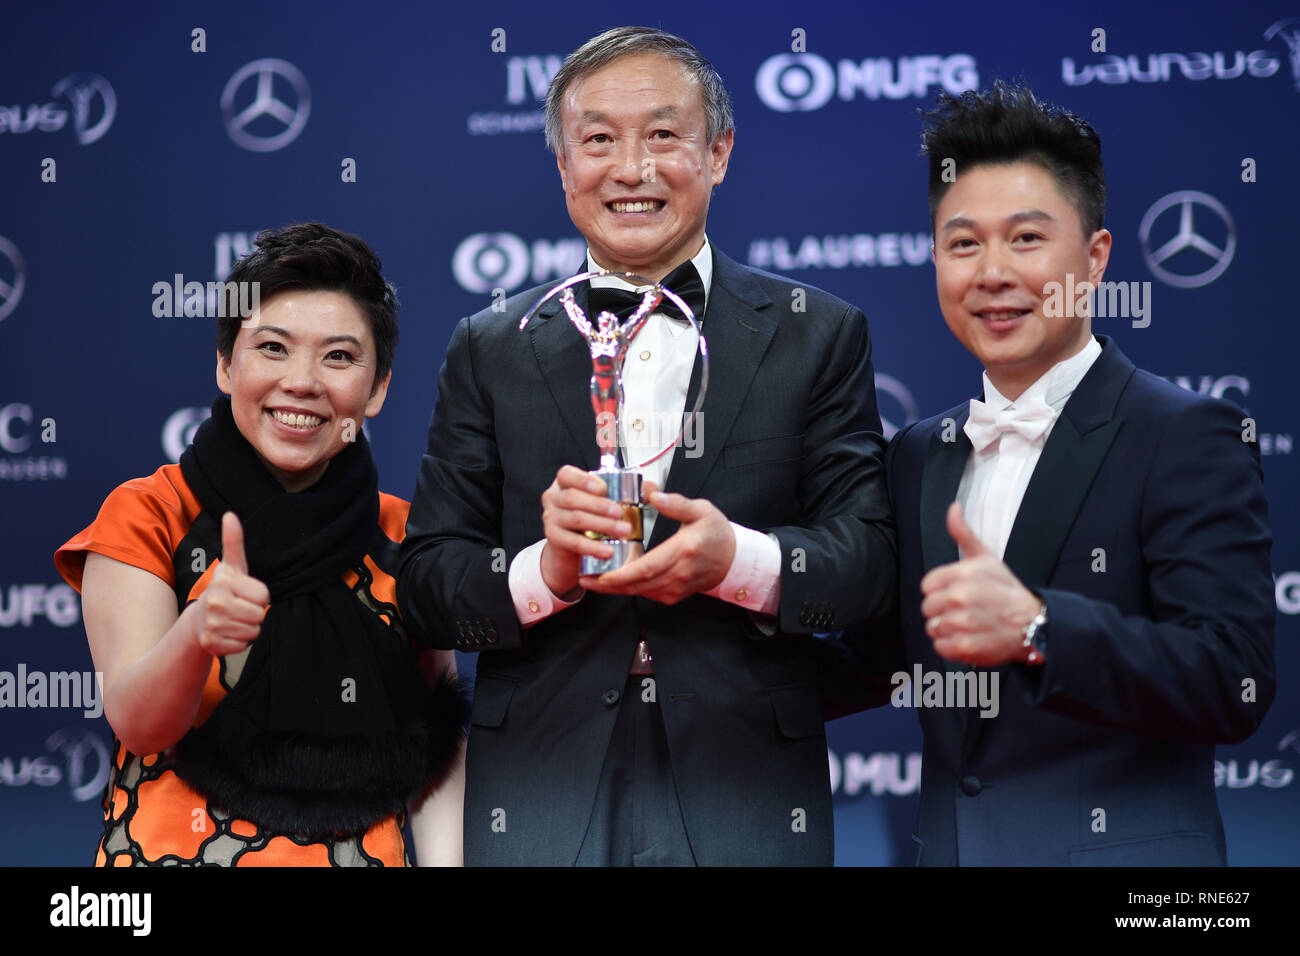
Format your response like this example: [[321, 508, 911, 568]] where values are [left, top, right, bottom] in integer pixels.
[[920, 81, 1106, 235], [218, 222, 399, 388], [544, 26, 734, 155]]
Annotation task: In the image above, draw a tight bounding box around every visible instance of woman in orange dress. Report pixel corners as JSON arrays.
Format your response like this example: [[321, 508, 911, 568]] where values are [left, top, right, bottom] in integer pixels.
[[55, 223, 466, 866]]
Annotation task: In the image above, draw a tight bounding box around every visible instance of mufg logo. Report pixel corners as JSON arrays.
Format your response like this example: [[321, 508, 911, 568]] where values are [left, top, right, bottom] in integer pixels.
[[755, 53, 977, 111], [162, 407, 211, 462], [452, 233, 585, 295]]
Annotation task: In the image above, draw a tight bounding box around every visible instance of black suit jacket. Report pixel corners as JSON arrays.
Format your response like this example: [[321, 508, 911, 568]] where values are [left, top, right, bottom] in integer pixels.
[[845, 336, 1275, 865], [398, 248, 896, 865]]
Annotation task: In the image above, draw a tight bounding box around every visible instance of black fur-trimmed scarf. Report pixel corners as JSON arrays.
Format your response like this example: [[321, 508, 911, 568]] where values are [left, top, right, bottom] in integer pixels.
[[172, 396, 467, 839]]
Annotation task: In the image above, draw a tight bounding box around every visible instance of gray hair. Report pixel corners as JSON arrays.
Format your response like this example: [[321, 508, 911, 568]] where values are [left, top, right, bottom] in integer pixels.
[[544, 26, 735, 155]]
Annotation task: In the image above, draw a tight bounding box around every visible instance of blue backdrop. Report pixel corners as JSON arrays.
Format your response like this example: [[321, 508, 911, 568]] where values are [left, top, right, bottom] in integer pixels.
[[1, 0, 1296, 865]]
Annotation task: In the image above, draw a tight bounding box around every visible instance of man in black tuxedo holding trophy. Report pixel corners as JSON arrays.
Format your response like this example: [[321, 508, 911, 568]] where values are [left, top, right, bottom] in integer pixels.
[[399, 26, 896, 865]]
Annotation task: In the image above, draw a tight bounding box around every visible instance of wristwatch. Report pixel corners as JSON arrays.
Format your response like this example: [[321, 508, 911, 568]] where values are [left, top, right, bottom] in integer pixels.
[[1021, 602, 1048, 666]]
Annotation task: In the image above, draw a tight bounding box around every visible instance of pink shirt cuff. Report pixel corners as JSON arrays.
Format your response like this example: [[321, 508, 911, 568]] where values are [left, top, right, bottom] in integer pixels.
[[703, 523, 781, 616], [508, 539, 583, 626]]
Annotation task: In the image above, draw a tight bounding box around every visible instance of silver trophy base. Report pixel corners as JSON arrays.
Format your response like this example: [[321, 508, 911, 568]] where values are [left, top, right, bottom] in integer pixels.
[[582, 538, 645, 575], [580, 467, 644, 575]]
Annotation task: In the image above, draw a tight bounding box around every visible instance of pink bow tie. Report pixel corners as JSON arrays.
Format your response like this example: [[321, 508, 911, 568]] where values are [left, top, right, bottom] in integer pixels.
[[963, 395, 1056, 453]]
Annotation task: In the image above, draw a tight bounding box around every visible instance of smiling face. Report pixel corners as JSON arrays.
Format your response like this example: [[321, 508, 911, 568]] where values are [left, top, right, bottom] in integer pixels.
[[216, 290, 390, 492], [555, 52, 733, 281], [933, 161, 1111, 399]]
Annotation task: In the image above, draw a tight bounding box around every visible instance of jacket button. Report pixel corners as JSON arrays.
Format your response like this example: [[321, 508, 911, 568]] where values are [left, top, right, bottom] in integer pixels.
[[960, 775, 982, 796], [484, 627, 499, 644], [601, 689, 621, 707]]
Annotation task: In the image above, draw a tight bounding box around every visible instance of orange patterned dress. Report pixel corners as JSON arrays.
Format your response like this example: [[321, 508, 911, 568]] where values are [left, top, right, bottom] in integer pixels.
[[55, 464, 414, 866]]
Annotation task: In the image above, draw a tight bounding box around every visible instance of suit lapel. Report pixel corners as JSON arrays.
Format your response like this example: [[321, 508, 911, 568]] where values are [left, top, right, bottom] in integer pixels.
[[529, 282, 602, 470], [917, 413, 975, 734], [919, 414, 971, 576], [1000, 338, 1132, 590], [647, 249, 777, 548], [999, 416, 1121, 589]]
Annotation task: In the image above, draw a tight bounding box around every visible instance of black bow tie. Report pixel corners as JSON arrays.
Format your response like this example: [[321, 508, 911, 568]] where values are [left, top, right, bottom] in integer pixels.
[[586, 259, 707, 326]]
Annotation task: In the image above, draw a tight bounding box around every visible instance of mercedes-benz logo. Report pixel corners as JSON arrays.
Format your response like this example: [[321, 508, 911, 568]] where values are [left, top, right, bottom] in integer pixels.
[[221, 58, 311, 152], [1138, 191, 1236, 289], [0, 236, 27, 323]]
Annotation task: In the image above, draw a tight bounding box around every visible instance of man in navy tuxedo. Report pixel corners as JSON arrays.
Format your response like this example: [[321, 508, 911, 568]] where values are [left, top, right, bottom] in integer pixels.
[[398, 27, 894, 865], [856, 83, 1275, 865]]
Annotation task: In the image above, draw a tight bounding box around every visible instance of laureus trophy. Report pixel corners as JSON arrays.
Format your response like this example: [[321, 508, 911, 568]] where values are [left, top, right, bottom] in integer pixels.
[[519, 270, 709, 574]]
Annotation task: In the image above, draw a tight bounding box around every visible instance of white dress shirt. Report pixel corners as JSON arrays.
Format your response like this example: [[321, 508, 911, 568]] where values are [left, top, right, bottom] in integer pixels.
[[957, 336, 1103, 560], [509, 237, 782, 625]]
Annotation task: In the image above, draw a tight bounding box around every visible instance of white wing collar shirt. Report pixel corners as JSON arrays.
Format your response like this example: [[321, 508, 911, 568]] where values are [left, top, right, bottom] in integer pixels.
[[957, 335, 1103, 560]]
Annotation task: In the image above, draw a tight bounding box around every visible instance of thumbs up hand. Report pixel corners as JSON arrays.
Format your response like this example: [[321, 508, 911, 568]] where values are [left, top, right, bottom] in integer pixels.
[[918, 502, 1044, 667], [195, 512, 272, 657], [945, 499, 994, 561]]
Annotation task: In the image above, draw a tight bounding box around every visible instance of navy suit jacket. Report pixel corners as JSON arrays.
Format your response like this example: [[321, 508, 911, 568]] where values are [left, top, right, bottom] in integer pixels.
[[839, 336, 1275, 865], [398, 248, 895, 865]]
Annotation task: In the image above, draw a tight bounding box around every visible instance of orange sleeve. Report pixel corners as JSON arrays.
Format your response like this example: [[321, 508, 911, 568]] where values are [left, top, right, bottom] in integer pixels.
[[377, 492, 410, 544], [54, 464, 201, 593]]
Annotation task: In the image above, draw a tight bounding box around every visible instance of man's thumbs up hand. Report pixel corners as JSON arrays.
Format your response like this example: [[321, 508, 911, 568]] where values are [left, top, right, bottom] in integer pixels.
[[946, 501, 993, 560], [918, 502, 1044, 668]]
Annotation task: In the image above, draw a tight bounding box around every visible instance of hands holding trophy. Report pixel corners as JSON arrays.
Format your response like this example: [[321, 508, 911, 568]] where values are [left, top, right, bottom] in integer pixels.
[[520, 270, 709, 576]]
